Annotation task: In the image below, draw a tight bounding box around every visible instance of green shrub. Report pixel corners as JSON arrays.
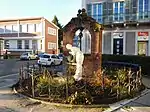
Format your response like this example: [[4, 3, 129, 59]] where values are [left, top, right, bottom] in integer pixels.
[[36, 75, 51, 94], [36, 74, 75, 96]]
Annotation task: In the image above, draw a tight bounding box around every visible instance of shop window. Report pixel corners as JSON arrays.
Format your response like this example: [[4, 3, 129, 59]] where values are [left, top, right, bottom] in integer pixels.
[[17, 40, 22, 49], [32, 40, 37, 50], [138, 41, 148, 56], [4, 40, 9, 49], [25, 40, 29, 49]]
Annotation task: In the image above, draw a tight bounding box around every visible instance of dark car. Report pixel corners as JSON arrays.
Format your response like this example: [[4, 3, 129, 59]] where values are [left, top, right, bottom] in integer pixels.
[[37, 52, 46, 58], [58, 53, 64, 60]]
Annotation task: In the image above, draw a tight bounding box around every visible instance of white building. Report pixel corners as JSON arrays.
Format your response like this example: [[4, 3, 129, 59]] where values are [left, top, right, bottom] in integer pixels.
[[83, 0, 150, 56], [0, 17, 59, 55]]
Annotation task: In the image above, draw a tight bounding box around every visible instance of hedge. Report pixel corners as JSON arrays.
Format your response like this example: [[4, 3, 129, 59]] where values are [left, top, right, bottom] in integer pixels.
[[102, 54, 150, 76]]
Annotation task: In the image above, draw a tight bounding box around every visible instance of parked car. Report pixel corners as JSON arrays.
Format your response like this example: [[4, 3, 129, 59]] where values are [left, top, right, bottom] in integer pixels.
[[20, 52, 38, 60], [57, 53, 65, 60], [37, 52, 46, 58], [37, 54, 62, 66]]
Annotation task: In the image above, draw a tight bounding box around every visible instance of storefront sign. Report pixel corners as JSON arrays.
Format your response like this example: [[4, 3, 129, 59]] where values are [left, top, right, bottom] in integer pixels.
[[138, 32, 149, 41]]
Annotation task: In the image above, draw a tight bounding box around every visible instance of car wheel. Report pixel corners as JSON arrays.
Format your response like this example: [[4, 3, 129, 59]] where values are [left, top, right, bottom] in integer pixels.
[[60, 61, 62, 65], [51, 62, 55, 66], [28, 57, 31, 60]]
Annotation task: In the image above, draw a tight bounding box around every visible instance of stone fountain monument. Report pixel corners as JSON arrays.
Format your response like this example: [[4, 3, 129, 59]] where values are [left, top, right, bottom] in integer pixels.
[[63, 9, 103, 82]]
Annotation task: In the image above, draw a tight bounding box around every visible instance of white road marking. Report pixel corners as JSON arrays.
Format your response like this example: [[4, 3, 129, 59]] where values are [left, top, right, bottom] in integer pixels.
[[0, 83, 15, 89], [0, 73, 18, 79]]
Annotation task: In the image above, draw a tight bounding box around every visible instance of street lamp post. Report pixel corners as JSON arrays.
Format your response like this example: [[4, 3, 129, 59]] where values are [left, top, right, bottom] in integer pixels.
[[77, 9, 84, 51]]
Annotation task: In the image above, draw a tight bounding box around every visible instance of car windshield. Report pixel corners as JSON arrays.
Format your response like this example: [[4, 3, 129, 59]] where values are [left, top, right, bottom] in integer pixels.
[[41, 55, 50, 58], [22, 53, 28, 55], [38, 53, 45, 56], [58, 54, 64, 57]]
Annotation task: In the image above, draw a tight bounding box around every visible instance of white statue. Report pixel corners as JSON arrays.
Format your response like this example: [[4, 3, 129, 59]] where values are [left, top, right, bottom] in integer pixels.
[[66, 44, 84, 81]]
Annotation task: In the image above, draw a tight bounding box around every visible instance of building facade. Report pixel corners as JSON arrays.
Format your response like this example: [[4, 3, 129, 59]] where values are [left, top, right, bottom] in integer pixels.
[[0, 17, 59, 55], [82, 0, 150, 56]]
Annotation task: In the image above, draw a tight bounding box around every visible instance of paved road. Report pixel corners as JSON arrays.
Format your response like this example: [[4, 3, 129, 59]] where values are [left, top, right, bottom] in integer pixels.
[[0, 59, 37, 76], [0, 59, 150, 112], [0, 74, 102, 112]]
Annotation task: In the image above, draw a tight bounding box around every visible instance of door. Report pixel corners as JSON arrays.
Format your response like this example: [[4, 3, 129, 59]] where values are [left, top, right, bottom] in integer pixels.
[[54, 55, 61, 65], [113, 39, 123, 55], [138, 41, 148, 56], [40, 55, 50, 65], [51, 55, 58, 65]]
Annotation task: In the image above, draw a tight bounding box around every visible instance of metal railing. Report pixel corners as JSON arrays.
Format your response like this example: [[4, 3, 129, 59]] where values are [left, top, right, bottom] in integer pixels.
[[90, 12, 150, 24], [17, 61, 143, 104]]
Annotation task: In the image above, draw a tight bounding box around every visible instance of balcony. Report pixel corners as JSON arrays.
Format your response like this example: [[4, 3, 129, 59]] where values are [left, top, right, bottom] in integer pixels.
[[91, 12, 150, 25]]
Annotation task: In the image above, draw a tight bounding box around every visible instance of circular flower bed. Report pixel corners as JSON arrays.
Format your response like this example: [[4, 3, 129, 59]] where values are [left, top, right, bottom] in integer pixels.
[[15, 62, 145, 105]]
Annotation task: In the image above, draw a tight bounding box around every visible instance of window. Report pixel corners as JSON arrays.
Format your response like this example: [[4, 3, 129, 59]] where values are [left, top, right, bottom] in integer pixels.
[[144, 0, 149, 18], [120, 1, 124, 7], [108, 2, 113, 23], [82, 29, 91, 54], [28, 24, 34, 33], [98, 3, 103, 23], [73, 29, 91, 54], [41, 55, 50, 58], [33, 24, 40, 32], [87, 4, 92, 16], [119, 1, 124, 21], [25, 40, 29, 49], [17, 40, 22, 49], [12, 25, 18, 33], [93, 4, 97, 20], [48, 27, 56, 35], [132, 0, 137, 7], [73, 35, 80, 48], [34, 24, 36, 32], [51, 55, 57, 58], [113, 2, 119, 21], [32, 40, 37, 50], [22, 24, 27, 32], [4, 40, 9, 49], [138, 0, 149, 19], [5, 25, 12, 33], [138, 0, 145, 19], [73, 30, 81, 48], [19, 25, 22, 32], [48, 42, 56, 49], [0, 26, 5, 33], [138, 41, 148, 56]]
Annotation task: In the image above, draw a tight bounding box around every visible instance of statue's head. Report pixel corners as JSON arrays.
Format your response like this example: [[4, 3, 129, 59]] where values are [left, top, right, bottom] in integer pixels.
[[66, 44, 72, 50]]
